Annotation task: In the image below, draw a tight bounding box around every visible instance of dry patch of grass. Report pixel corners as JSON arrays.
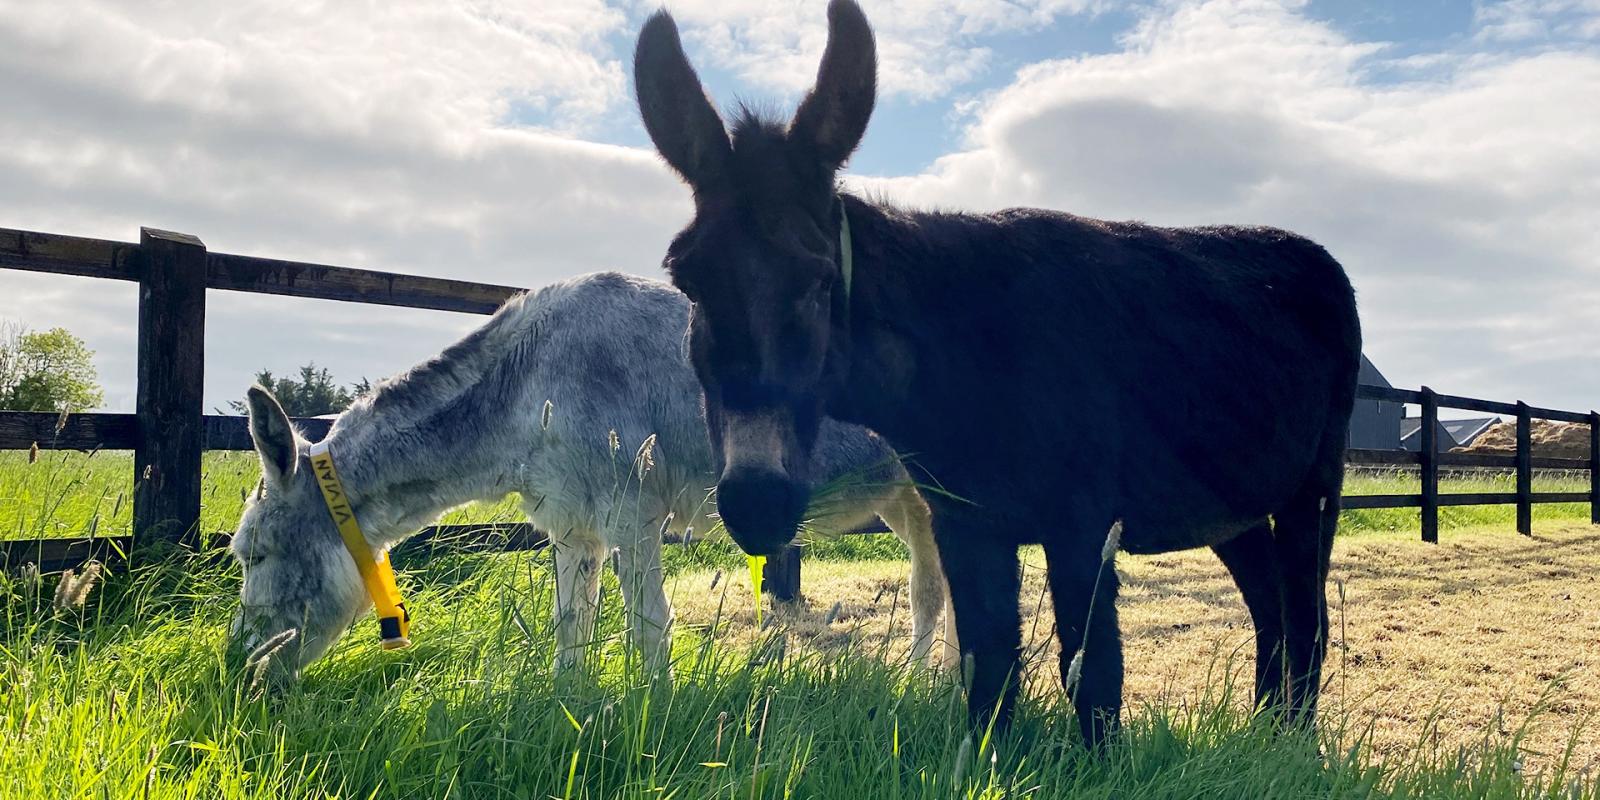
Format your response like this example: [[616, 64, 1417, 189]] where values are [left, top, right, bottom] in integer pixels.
[[667, 522, 1600, 772]]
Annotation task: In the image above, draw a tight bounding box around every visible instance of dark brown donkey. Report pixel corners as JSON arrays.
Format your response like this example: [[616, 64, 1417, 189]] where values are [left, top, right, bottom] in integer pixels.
[[633, 0, 1361, 747]]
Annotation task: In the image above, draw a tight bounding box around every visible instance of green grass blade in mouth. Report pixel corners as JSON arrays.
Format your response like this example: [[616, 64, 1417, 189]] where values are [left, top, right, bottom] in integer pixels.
[[747, 554, 766, 626]]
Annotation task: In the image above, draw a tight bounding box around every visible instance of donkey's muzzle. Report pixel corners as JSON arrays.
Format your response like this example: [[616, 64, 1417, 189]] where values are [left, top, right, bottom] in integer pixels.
[[716, 467, 806, 556]]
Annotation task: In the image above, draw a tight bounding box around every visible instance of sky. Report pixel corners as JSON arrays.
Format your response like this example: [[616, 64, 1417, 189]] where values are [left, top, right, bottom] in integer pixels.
[[0, 0, 1597, 415]]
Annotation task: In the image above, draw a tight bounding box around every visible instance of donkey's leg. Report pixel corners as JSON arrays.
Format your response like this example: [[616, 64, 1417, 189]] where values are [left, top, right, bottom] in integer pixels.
[[549, 526, 608, 672], [1212, 522, 1288, 716], [936, 520, 1023, 733], [1042, 529, 1123, 748], [881, 488, 948, 668], [611, 518, 674, 673], [1273, 468, 1341, 727]]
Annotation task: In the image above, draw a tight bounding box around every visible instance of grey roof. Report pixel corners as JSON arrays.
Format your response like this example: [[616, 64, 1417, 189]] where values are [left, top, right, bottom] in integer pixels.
[[1401, 416, 1501, 448], [1441, 417, 1500, 447], [1357, 354, 1391, 389], [1399, 419, 1421, 440]]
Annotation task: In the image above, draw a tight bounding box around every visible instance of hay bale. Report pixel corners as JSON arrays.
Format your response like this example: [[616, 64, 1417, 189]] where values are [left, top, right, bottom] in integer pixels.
[[1451, 419, 1592, 459]]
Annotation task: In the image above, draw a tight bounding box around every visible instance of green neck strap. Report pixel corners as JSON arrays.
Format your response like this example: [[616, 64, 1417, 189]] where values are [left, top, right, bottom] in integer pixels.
[[838, 200, 853, 303]]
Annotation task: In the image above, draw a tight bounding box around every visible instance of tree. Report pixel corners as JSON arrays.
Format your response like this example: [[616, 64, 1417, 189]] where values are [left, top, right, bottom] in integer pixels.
[[228, 363, 369, 417], [0, 324, 105, 412]]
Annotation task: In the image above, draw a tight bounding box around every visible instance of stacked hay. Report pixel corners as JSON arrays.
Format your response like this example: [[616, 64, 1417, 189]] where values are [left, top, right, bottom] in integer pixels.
[[1451, 419, 1594, 459]]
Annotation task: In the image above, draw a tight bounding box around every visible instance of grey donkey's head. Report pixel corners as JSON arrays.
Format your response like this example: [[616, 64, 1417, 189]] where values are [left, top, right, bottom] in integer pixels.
[[229, 385, 368, 684]]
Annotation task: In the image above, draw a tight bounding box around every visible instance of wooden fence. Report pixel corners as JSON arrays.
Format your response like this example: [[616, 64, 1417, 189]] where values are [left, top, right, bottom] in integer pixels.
[[2, 225, 1597, 601]]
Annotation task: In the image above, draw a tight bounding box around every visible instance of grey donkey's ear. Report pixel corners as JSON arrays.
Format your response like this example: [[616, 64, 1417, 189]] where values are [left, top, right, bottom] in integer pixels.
[[789, 0, 877, 172], [634, 9, 732, 190], [246, 385, 297, 485]]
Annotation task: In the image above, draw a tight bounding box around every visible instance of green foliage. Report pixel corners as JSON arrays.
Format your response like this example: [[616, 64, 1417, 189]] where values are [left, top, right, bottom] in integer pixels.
[[0, 454, 1596, 796], [0, 324, 104, 412], [1, 548, 1592, 799], [226, 363, 369, 417]]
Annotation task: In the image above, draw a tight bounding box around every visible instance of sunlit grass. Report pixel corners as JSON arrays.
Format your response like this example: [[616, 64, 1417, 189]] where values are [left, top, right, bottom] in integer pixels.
[[3, 546, 1594, 799], [2, 452, 1598, 797], [0, 450, 527, 542], [1342, 467, 1591, 533]]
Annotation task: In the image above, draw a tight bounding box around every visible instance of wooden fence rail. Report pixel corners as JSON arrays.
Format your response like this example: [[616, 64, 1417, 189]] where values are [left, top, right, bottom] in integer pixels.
[[2, 225, 1597, 601]]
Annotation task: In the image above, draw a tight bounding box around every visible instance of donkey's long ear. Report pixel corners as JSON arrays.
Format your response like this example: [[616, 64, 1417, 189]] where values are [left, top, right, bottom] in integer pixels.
[[789, 0, 877, 172], [635, 10, 731, 189], [246, 385, 297, 486]]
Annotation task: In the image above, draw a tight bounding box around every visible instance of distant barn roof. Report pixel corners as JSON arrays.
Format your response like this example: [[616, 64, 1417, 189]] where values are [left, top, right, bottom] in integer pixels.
[[1357, 355, 1390, 388], [1401, 416, 1501, 449]]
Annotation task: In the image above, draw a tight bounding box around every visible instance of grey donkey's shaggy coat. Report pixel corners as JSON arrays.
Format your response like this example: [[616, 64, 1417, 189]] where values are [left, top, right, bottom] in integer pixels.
[[230, 272, 953, 679]]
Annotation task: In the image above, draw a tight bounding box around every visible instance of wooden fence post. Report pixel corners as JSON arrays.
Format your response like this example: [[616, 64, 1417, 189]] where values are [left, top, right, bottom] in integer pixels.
[[1589, 411, 1599, 526], [133, 228, 207, 548], [763, 545, 803, 603], [1515, 401, 1532, 536], [1419, 387, 1439, 543]]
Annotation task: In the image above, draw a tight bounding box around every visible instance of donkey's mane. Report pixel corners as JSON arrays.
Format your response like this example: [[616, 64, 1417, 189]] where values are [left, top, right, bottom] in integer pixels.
[[728, 103, 786, 147], [328, 289, 543, 441]]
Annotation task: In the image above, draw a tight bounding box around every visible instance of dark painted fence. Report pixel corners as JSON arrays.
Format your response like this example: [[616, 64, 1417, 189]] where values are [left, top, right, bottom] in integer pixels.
[[2, 225, 1597, 601]]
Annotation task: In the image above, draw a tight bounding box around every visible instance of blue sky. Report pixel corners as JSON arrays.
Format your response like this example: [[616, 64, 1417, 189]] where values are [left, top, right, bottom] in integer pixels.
[[0, 0, 1597, 413], [556, 1, 1486, 175]]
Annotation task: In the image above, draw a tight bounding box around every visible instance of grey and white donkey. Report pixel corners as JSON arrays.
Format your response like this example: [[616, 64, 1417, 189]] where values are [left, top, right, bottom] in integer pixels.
[[230, 271, 955, 679]]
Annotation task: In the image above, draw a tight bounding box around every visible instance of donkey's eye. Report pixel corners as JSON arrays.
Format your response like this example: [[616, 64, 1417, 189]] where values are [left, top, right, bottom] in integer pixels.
[[674, 276, 699, 302]]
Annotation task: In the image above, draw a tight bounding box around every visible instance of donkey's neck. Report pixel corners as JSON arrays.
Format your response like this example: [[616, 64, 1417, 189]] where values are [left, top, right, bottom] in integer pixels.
[[315, 404, 517, 550], [831, 195, 985, 439], [311, 314, 536, 551]]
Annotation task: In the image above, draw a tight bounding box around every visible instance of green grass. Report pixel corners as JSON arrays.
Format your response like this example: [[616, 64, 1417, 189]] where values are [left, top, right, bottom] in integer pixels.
[[3, 453, 1598, 797], [3, 452, 1593, 547], [0, 450, 528, 542], [1342, 468, 1591, 533], [4, 548, 1595, 799]]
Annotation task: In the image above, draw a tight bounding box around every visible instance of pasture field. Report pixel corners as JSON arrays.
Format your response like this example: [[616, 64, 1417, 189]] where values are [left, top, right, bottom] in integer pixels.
[[2, 452, 1598, 798], [685, 523, 1600, 778], [1, 449, 1593, 541], [4, 525, 1599, 799]]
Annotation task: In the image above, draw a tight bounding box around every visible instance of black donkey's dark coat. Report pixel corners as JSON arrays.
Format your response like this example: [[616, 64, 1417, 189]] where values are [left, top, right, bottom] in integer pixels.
[[634, 0, 1362, 747]]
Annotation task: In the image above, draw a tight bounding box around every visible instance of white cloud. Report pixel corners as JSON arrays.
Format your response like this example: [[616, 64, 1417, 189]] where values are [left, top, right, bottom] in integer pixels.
[[0, 0, 690, 412], [860, 0, 1600, 410], [1474, 0, 1600, 42], [1, 0, 1596, 417]]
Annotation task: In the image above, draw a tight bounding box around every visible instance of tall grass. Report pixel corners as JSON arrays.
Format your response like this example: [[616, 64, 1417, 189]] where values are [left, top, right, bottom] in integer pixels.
[[3, 548, 1594, 799], [3, 447, 1598, 797], [1343, 467, 1591, 532]]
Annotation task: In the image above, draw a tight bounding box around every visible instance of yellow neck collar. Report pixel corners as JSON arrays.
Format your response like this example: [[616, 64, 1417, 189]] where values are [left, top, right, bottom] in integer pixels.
[[306, 440, 411, 650]]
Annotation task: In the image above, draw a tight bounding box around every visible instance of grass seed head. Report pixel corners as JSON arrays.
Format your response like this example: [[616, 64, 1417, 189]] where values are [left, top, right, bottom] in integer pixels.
[[18, 563, 42, 605], [635, 433, 657, 479], [28, 442, 39, 464], [1101, 519, 1124, 562], [51, 569, 72, 609], [608, 429, 620, 455], [1065, 650, 1085, 695], [953, 735, 973, 786], [246, 628, 300, 690], [52, 562, 101, 611]]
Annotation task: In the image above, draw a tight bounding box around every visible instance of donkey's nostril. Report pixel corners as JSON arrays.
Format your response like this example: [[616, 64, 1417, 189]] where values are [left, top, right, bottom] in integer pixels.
[[716, 468, 806, 556]]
